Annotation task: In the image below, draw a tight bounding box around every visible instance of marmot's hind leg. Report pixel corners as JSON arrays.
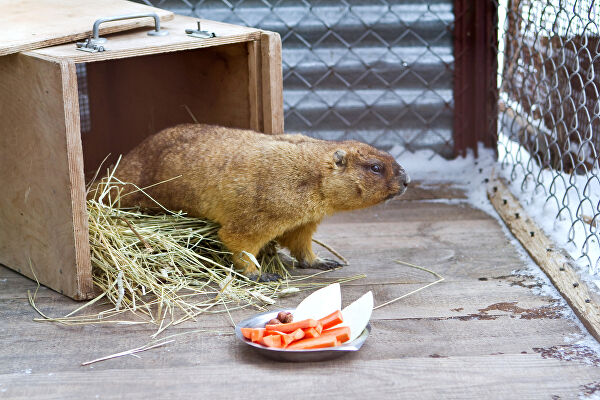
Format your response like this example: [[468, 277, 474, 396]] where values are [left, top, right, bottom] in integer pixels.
[[218, 225, 282, 282], [276, 222, 344, 271]]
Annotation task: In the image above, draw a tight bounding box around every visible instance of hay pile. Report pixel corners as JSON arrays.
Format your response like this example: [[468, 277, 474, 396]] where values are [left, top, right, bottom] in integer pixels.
[[31, 161, 362, 334]]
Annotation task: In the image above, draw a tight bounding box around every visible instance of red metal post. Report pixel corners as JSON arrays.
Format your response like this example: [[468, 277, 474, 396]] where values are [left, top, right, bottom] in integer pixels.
[[453, 0, 498, 157]]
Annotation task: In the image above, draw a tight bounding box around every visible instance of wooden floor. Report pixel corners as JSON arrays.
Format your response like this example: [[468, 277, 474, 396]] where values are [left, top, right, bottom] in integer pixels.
[[2, 182, 600, 399]]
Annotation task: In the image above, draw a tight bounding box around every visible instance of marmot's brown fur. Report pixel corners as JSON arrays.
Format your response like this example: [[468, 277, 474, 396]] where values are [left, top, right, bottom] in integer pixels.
[[114, 124, 409, 280]]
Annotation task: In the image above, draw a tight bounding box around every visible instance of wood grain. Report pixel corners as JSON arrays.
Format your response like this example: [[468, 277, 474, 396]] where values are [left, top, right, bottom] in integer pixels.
[[26, 16, 261, 63], [488, 174, 600, 341], [260, 32, 285, 134], [60, 61, 94, 299], [247, 40, 263, 132], [82, 42, 253, 176], [1, 355, 598, 400], [0, 54, 93, 299], [0, 0, 173, 56]]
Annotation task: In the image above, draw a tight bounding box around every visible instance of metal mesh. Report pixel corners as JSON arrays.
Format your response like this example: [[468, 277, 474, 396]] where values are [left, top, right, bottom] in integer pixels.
[[136, 0, 455, 156], [497, 0, 600, 272]]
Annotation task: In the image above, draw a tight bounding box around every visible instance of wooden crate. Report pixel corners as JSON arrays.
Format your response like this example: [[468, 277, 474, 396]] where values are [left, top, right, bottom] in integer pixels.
[[0, 15, 284, 299]]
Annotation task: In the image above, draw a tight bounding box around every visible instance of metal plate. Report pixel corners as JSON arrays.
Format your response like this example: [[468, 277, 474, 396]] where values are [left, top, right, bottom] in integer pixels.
[[235, 309, 370, 362]]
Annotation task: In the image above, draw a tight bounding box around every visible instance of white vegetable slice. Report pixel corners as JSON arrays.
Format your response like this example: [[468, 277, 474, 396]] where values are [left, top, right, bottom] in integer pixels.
[[293, 283, 341, 322], [340, 291, 373, 342]]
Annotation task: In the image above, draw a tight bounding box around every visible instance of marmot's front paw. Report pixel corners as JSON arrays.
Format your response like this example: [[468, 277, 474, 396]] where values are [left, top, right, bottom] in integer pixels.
[[247, 272, 283, 282], [311, 258, 344, 271]]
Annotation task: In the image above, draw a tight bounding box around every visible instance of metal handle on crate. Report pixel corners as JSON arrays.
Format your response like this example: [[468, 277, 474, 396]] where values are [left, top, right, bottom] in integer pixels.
[[92, 12, 169, 41], [76, 12, 168, 52]]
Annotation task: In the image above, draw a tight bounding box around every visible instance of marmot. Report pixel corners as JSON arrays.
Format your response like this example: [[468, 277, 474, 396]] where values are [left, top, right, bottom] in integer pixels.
[[113, 124, 409, 281]]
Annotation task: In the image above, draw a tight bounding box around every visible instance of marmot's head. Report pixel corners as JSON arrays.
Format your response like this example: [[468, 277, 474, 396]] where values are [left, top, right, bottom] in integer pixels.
[[324, 141, 409, 211]]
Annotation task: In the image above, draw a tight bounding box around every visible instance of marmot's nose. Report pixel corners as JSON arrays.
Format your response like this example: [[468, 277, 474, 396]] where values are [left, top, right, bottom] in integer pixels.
[[399, 169, 410, 188]]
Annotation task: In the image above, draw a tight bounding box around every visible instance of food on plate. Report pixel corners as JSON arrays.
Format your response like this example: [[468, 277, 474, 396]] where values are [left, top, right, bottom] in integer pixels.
[[243, 313, 351, 350]]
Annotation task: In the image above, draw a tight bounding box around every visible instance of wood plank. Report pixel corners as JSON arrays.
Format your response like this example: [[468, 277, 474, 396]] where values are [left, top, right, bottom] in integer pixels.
[[1, 354, 599, 399], [26, 15, 261, 63], [61, 60, 94, 300], [0, 0, 174, 56], [247, 40, 262, 132], [323, 197, 490, 224], [0, 272, 557, 321], [488, 174, 600, 342], [260, 32, 284, 134], [0, 313, 584, 374], [0, 54, 93, 300]]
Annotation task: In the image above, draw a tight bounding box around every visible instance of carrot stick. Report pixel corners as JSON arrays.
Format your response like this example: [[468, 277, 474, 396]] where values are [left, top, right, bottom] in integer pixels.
[[265, 318, 317, 333], [318, 310, 343, 329], [289, 328, 305, 342], [250, 328, 266, 343], [284, 328, 305, 347], [321, 326, 351, 343], [280, 335, 294, 347], [315, 322, 323, 335], [287, 335, 338, 350], [261, 334, 282, 348], [303, 327, 320, 338], [265, 328, 306, 347], [269, 331, 294, 347], [241, 327, 253, 339]]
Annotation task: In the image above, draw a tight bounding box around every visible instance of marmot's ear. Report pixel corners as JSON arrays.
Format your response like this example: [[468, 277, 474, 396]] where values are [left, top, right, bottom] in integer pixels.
[[333, 149, 347, 167]]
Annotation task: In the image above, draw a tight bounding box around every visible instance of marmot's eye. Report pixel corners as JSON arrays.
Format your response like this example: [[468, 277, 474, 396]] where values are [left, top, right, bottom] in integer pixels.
[[370, 164, 383, 174]]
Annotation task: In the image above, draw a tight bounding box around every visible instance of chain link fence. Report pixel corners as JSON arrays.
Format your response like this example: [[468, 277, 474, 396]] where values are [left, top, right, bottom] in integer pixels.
[[136, 0, 455, 157], [497, 0, 600, 272]]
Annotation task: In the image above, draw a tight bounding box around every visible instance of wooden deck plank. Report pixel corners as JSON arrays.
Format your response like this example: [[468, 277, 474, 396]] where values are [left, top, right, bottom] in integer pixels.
[[1, 355, 599, 400], [0, 311, 585, 373], [2, 278, 558, 321]]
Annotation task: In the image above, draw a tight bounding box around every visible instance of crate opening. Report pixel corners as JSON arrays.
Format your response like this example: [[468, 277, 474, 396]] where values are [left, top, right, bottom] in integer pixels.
[[77, 42, 252, 180]]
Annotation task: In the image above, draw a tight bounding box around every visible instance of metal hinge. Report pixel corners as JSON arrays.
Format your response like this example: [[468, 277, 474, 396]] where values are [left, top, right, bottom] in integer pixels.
[[185, 22, 216, 39]]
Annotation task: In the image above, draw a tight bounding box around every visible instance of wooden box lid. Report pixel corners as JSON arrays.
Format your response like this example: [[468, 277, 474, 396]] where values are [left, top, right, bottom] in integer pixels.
[[26, 15, 262, 63], [0, 0, 173, 56]]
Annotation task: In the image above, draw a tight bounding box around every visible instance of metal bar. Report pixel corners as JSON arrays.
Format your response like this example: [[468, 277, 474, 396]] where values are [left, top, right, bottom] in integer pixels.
[[453, 0, 498, 157]]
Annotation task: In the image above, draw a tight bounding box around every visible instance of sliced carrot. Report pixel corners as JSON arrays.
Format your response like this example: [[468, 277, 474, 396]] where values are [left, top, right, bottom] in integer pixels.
[[268, 331, 294, 347], [289, 328, 305, 342], [280, 335, 294, 347], [265, 318, 317, 333], [315, 322, 323, 335], [321, 326, 351, 343], [283, 328, 305, 347], [241, 327, 265, 342], [262, 328, 305, 347], [250, 328, 266, 343], [287, 335, 338, 350], [241, 327, 253, 339], [303, 327, 320, 338], [261, 334, 283, 348], [318, 310, 343, 329]]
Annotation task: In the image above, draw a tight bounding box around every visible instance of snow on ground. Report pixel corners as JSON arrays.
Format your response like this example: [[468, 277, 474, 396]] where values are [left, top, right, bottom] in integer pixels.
[[390, 142, 600, 357]]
